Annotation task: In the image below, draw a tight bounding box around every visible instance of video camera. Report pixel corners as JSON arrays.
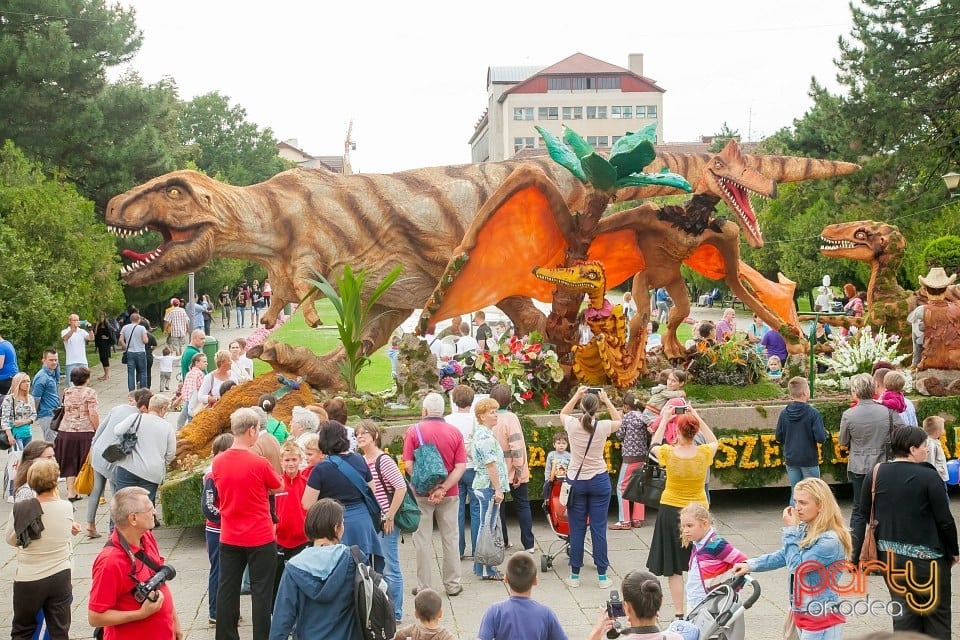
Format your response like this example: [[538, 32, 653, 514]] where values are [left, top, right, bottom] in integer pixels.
[[605, 590, 626, 638], [133, 565, 177, 603]]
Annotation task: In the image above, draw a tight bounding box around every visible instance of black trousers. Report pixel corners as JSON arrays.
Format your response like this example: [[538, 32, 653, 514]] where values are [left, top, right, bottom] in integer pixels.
[[12, 569, 72, 640], [848, 471, 867, 550], [273, 543, 308, 600], [216, 541, 277, 640], [887, 553, 952, 640]]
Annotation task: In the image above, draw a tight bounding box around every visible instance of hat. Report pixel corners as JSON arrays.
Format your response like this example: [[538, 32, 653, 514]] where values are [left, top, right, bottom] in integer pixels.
[[919, 267, 957, 289], [171, 298, 180, 306]]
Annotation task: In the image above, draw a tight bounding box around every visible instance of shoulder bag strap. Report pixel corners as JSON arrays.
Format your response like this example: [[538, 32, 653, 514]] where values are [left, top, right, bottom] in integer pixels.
[[571, 419, 598, 482], [868, 462, 881, 524], [329, 455, 370, 496], [373, 453, 392, 501], [414, 423, 425, 447]]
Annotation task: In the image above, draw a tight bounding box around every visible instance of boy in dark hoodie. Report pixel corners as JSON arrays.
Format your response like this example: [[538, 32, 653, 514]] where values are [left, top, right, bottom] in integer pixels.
[[775, 377, 827, 504]]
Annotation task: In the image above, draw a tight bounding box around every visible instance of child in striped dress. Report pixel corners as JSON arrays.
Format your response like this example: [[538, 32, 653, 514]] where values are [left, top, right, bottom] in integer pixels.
[[680, 503, 747, 611]]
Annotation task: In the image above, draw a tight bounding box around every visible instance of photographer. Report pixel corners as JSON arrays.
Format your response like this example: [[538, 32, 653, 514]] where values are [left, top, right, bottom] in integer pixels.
[[588, 570, 684, 640], [89, 487, 181, 640]]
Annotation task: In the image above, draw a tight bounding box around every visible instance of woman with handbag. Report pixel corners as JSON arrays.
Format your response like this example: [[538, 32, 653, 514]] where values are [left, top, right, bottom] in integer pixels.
[[356, 419, 408, 621], [646, 405, 717, 619], [733, 478, 851, 640], [611, 393, 648, 531], [559, 386, 622, 589], [54, 367, 99, 501], [301, 421, 383, 569], [3, 373, 37, 450], [852, 427, 958, 639], [112, 394, 176, 506], [470, 398, 509, 582]]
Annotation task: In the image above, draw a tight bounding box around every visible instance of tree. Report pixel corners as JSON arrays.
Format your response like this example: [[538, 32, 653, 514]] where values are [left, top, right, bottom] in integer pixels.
[[178, 92, 290, 186], [0, 141, 124, 369], [708, 122, 740, 153], [922, 236, 960, 275]]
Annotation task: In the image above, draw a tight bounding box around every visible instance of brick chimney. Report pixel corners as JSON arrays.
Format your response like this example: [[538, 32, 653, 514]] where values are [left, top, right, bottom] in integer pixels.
[[628, 53, 644, 76]]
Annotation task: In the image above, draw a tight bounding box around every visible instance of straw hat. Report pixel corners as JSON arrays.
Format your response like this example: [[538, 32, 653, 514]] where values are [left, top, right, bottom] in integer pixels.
[[919, 267, 957, 289]]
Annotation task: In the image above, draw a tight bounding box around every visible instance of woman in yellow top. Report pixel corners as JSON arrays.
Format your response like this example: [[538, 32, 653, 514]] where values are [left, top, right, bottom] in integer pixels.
[[646, 404, 717, 620]]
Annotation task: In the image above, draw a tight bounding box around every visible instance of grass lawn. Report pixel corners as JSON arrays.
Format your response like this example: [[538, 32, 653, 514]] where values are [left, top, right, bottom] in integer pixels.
[[252, 301, 395, 393]]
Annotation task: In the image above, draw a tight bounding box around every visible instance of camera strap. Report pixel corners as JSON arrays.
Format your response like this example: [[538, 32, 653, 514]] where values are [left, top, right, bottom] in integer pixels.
[[105, 536, 163, 576]]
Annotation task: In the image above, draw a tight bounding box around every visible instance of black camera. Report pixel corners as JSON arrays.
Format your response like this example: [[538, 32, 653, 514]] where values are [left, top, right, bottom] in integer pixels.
[[133, 565, 177, 603], [605, 590, 626, 638], [587, 387, 602, 394], [675, 405, 687, 414]]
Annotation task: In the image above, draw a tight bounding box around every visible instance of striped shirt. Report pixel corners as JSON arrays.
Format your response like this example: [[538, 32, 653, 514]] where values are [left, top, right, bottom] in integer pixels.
[[367, 453, 405, 512]]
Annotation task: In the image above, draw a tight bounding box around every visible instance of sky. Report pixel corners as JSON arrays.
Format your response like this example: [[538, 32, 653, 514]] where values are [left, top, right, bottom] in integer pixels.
[[117, 0, 855, 174]]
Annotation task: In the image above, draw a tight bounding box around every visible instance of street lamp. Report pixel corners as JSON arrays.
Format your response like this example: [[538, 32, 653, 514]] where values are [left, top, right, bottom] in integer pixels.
[[943, 172, 960, 196]]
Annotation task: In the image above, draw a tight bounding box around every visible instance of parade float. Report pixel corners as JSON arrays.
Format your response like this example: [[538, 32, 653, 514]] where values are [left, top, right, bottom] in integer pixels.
[[106, 128, 960, 525]]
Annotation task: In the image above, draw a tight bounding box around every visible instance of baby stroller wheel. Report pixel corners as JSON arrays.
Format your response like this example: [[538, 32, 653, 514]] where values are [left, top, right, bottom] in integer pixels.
[[541, 554, 552, 571]]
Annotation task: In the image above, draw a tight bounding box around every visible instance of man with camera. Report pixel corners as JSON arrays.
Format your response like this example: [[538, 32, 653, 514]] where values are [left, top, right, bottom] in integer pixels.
[[88, 487, 181, 640]]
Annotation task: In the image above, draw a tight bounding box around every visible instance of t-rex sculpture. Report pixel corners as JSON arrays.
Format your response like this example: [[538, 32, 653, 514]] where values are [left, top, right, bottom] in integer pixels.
[[106, 149, 856, 387], [418, 139, 854, 380]]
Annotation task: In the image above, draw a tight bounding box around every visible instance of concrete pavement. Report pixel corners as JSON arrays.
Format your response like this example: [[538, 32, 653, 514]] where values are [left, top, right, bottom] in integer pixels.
[[2, 317, 959, 639]]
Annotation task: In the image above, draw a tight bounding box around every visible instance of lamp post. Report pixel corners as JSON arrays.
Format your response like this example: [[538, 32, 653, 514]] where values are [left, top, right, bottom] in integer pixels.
[[943, 172, 960, 197]]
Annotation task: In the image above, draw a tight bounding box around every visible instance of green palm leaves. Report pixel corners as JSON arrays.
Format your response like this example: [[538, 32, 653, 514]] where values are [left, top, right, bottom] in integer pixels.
[[535, 123, 691, 194]]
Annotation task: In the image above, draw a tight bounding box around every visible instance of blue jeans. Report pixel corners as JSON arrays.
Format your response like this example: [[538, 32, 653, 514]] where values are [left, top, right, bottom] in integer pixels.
[[567, 473, 611, 575], [786, 465, 821, 504], [381, 527, 403, 621], [65, 363, 83, 387], [113, 466, 158, 506], [236, 306, 246, 327], [125, 351, 147, 391], [473, 487, 502, 577], [799, 625, 843, 640], [206, 529, 221, 619], [458, 468, 480, 556], [499, 481, 535, 551]]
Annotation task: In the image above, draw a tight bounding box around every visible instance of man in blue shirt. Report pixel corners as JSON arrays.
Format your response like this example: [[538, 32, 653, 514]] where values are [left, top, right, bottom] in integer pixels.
[[0, 332, 18, 395], [31, 349, 60, 441]]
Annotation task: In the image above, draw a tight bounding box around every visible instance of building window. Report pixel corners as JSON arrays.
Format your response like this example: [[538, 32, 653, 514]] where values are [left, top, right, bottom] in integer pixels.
[[562, 106, 583, 120], [635, 106, 646, 118], [586, 136, 609, 147], [586, 106, 607, 119], [548, 77, 570, 90], [513, 137, 535, 152], [611, 135, 622, 146], [538, 106, 559, 120], [513, 107, 533, 121], [611, 106, 633, 119], [647, 105, 658, 118], [572, 77, 590, 90], [596, 77, 620, 90]]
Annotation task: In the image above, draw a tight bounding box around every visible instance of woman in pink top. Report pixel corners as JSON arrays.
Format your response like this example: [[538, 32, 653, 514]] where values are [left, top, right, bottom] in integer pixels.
[[55, 366, 99, 501], [559, 386, 621, 589]]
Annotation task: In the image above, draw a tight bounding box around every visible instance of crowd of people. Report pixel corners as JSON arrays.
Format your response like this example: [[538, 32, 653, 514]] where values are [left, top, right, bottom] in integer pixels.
[[1, 298, 958, 640]]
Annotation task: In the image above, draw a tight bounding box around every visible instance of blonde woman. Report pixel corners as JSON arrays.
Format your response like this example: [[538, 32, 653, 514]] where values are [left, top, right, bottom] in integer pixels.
[[2, 372, 36, 450], [197, 350, 238, 410], [734, 478, 851, 639]]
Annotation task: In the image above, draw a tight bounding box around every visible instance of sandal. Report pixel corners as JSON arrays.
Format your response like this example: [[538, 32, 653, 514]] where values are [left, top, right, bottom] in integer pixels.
[[85, 526, 102, 539], [608, 521, 632, 530], [482, 571, 505, 581], [632, 520, 644, 528]]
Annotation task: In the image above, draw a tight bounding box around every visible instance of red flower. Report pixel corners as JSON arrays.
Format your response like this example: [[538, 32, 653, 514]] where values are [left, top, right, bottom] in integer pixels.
[[521, 390, 533, 400], [541, 392, 549, 409]]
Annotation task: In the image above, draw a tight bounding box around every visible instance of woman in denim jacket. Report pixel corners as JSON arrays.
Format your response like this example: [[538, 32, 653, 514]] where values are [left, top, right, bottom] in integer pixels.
[[734, 478, 851, 640]]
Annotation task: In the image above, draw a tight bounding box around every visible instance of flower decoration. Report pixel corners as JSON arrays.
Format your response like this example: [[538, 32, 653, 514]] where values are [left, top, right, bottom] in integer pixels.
[[438, 359, 463, 392], [461, 332, 563, 407], [815, 326, 911, 391]]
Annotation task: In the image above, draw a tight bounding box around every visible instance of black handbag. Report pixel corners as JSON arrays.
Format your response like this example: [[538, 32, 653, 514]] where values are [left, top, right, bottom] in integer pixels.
[[622, 461, 667, 507], [102, 415, 141, 463]]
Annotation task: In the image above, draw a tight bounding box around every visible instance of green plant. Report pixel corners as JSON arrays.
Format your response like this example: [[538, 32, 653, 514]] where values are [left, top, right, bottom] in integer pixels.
[[305, 265, 402, 392], [687, 339, 766, 385]]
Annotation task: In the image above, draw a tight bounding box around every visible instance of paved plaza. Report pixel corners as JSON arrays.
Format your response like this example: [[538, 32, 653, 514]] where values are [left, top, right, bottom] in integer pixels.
[[2, 317, 959, 639]]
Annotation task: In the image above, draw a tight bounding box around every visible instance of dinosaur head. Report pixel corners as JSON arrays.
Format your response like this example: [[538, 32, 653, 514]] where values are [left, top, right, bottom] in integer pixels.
[[819, 221, 905, 264], [533, 261, 607, 309], [695, 139, 777, 249], [105, 170, 225, 286]]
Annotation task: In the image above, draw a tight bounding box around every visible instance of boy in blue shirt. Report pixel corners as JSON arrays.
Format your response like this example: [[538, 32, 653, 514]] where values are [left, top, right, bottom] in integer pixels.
[[476, 552, 568, 640]]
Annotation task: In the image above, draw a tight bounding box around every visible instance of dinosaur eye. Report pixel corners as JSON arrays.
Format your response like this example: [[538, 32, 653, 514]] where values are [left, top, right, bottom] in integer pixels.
[[854, 230, 866, 240], [714, 160, 725, 170], [167, 187, 181, 197]]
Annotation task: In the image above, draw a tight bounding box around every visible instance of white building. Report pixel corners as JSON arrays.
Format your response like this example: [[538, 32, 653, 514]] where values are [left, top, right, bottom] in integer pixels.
[[469, 52, 665, 162]]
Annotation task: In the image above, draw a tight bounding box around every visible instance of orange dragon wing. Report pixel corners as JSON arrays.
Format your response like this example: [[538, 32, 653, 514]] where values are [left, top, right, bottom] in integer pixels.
[[418, 166, 574, 331], [585, 229, 647, 289]]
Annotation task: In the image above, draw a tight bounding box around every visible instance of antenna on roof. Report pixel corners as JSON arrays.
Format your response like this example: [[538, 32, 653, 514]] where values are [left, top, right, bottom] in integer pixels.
[[344, 121, 355, 175]]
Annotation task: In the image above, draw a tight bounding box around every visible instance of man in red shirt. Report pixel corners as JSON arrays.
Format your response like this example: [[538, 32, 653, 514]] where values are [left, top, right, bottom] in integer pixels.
[[403, 392, 467, 597], [88, 487, 181, 640], [212, 408, 283, 640]]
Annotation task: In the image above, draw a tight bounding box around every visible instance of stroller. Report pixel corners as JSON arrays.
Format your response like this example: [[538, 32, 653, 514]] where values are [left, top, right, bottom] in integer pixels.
[[539, 478, 591, 572], [683, 575, 761, 640]]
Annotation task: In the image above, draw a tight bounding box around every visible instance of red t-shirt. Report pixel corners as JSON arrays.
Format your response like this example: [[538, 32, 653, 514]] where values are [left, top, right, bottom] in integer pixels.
[[402, 418, 467, 498], [275, 472, 308, 550], [89, 530, 175, 640], [212, 447, 282, 546]]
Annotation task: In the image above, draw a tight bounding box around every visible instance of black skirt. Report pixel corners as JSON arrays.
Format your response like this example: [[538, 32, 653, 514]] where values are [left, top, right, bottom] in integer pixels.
[[646, 503, 690, 577]]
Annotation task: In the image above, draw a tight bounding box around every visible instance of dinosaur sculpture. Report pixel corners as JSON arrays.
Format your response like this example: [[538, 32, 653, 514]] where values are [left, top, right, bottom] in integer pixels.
[[418, 139, 850, 379], [532, 262, 635, 385], [106, 150, 857, 387]]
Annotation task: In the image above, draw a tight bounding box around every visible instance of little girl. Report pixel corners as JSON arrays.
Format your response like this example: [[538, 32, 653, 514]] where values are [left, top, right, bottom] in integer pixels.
[[734, 478, 851, 639], [680, 504, 747, 611], [767, 356, 783, 381], [641, 369, 687, 429], [879, 369, 907, 413]]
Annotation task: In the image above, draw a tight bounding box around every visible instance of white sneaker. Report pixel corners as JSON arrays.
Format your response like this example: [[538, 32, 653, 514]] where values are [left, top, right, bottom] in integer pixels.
[[6, 495, 14, 504], [598, 576, 612, 589], [524, 548, 536, 554], [566, 575, 581, 588]]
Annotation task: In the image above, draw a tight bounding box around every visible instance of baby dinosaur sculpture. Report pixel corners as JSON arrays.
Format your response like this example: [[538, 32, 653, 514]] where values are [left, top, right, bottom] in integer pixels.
[[106, 150, 856, 387]]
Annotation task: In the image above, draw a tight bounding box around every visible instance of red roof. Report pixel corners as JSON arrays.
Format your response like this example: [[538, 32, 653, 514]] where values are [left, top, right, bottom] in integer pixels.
[[500, 52, 664, 103]]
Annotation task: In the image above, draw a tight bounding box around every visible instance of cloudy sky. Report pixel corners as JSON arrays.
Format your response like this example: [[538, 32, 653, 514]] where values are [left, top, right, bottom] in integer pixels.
[[118, 0, 854, 173]]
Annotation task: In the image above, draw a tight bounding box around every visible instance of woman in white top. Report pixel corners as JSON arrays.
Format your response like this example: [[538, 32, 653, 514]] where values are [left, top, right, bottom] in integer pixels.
[[559, 386, 621, 589], [198, 350, 239, 409], [5, 458, 79, 640], [228, 339, 254, 382]]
